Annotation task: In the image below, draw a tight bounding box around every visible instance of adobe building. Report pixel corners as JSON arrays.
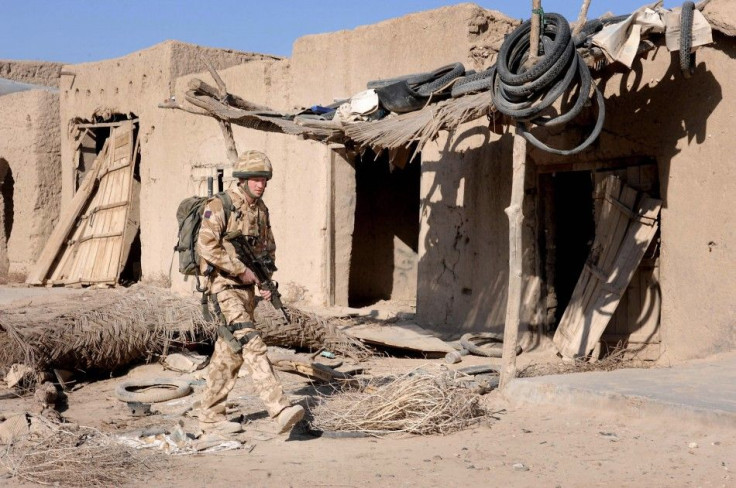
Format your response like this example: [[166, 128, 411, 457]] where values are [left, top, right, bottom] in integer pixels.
[[49, 2, 735, 362], [0, 60, 63, 280]]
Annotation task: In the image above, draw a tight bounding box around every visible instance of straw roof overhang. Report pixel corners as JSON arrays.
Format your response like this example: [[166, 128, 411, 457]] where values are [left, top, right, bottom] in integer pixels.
[[170, 89, 497, 155]]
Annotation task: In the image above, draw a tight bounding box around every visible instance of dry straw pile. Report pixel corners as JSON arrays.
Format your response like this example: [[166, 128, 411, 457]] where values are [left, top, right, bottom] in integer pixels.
[[518, 343, 653, 377], [0, 285, 211, 373], [0, 284, 370, 376], [309, 367, 488, 436], [0, 417, 160, 487], [255, 303, 371, 361]]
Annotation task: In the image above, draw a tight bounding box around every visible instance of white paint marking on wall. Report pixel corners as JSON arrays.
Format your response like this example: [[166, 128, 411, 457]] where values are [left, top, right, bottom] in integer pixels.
[[456, 177, 465, 207]]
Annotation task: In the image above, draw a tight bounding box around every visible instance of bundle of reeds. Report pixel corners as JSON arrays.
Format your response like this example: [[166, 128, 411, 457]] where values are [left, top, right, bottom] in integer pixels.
[[309, 367, 487, 436], [0, 284, 370, 376], [0, 285, 211, 373], [254, 302, 371, 361], [344, 91, 495, 155]]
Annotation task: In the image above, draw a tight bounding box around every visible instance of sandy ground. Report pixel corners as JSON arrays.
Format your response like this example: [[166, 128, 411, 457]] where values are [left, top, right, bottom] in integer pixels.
[[0, 285, 733, 487], [2, 349, 734, 488]]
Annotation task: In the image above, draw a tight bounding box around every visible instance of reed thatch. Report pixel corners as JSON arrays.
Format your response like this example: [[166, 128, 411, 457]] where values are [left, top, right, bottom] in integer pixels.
[[0, 284, 370, 376], [0, 416, 161, 487], [309, 366, 488, 436], [255, 303, 371, 361], [162, 73, 497, 156], [0, 285, 209, 373], [344, 91, 495, 154]]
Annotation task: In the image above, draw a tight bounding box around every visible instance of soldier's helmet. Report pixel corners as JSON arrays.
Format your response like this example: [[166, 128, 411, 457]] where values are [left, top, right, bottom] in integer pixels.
[[233, 150, 272, 180]]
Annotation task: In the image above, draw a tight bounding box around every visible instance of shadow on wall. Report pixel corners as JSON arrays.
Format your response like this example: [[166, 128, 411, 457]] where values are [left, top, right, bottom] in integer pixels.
[[596, 44, 724, 205], [0, 158, 12, 277], [417, 124, 516, 337]]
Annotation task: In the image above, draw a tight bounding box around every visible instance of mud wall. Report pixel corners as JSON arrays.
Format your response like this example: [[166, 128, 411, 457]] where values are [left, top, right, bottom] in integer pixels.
[[289, 3, 515, 108], [0, 60, 64, 88], [51, 5, 736, 359], [153, 4, 517, 308], [58, 41, 282, 286], [287, 3, 518, 311], [0, 90, 61, 279], [165, 60, 332, 303]]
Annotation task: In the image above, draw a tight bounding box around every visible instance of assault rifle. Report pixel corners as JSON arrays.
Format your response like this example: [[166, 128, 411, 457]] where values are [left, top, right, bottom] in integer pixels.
[[223, 230, 288, 321]]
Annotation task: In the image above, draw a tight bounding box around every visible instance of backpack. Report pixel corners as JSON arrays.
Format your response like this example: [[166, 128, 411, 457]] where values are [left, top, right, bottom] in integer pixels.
[[174, 191, 234, 278]]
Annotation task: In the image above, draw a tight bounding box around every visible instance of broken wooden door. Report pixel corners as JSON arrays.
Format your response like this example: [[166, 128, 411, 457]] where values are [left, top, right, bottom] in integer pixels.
[[553, 175, 661, 359], [28, 121, 139, 286]]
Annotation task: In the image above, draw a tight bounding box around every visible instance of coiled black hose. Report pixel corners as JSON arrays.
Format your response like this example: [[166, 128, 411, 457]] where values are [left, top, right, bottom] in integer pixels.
[[491, 13, 605, 155]]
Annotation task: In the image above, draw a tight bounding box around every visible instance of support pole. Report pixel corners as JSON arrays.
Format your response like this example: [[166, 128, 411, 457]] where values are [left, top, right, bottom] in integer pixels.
[[572, 0, 593, 37], [499, 0, 541, 390], [198, 52, 239, 163]]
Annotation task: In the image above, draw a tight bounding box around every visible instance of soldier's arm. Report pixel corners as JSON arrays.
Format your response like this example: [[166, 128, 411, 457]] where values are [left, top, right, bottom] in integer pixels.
[[197, 198, 247, 277]]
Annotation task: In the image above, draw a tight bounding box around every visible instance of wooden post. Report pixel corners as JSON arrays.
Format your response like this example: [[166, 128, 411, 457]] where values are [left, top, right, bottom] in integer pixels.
[[572, 0, 592, 37], [198, 52, 239, 163], [499, 0, 542, 390]]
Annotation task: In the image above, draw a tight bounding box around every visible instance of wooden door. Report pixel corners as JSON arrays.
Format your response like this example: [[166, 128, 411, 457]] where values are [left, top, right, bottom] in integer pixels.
[[553, 174, 661, 359], [46, 121, 139, 286]]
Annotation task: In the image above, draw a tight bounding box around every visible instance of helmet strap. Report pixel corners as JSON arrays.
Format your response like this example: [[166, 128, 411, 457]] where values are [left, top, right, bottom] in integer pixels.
[[240, 180, 260, 202]]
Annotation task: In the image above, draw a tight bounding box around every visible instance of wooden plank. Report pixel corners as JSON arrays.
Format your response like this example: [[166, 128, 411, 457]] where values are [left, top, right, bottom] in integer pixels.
[[574, 195, 662, 356], [554, 176, 655, 358], [74, 119, 139, 129], [116, 135, 141, 279], [41, 121, 137, 287], [555, 177, 622, 349], [25, 138, 109, 285]]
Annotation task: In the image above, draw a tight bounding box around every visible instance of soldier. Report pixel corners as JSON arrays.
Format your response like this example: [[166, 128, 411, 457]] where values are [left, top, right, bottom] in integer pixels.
[[196, 150, 304, 434]]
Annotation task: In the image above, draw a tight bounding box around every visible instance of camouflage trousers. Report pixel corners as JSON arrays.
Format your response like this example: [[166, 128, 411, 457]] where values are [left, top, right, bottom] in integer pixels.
[[199, 287, 291, 423]]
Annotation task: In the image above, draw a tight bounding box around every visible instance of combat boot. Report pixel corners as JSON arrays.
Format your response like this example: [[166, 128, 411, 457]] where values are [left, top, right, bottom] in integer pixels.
[[276, 404, 305, 434]]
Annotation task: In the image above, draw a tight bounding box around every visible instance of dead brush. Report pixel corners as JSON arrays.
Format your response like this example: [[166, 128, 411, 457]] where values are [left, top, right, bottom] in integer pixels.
[[0, 418, 161, 487], [255, 303, 372, 361], [0, 284, 371, 377], [308, 366, 488, 436], [518, 343, 654, 378], [0, 284, 212, 374]]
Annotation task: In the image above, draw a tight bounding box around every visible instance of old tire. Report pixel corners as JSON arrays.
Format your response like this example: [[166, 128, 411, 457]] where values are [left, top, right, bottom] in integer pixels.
[[115, 378, 192, 403]]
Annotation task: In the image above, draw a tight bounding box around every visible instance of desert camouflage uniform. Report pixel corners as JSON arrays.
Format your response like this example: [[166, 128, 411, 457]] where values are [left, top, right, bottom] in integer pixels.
[[196, 186, 290, 423]]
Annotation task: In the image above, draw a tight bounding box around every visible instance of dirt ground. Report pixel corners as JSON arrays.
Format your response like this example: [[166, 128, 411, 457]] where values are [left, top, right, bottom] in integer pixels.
[[2, 348, 734, 488]]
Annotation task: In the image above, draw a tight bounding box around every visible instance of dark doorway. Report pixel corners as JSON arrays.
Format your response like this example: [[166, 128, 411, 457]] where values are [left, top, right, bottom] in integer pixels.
[[539, 171, 595, 329], [348, 150, 420, 307], [0, 159, 14, 243]]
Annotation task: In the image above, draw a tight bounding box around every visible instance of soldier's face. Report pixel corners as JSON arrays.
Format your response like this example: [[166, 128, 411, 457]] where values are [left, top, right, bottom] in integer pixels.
[[247, 177, 268, 198]]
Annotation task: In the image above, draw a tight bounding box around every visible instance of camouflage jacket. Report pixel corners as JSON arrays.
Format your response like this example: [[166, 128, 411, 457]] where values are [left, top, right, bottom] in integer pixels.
[[196, 186, 276, 294]]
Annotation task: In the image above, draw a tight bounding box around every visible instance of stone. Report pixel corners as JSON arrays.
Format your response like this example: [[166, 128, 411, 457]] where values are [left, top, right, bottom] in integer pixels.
[[0, 413, 30, 444]]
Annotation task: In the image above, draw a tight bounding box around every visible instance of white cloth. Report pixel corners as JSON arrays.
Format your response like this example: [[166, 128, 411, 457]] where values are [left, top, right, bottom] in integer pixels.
[[591, 1, 712, 68]]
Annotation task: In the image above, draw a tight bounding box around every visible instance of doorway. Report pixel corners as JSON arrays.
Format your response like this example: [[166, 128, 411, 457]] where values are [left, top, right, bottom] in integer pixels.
[[348, 149, 420, 307], [69, 116, 142, 284], [0, 158, 13, 245], [539, 171, 596, 330]]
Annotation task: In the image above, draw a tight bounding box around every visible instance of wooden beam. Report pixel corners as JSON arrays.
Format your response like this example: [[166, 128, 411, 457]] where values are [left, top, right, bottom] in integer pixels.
[[499, 132, 528, 389], [573, 0, 592, 37], [74, 119, 139, 129], [527, 0, 542, 66], [500, 0, 542, 390]]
